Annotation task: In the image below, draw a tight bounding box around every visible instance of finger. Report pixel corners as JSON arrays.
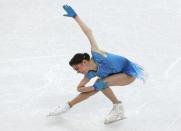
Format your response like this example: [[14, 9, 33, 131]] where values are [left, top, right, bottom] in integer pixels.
[[66, 5, 71, 9], [63, 14, 69, 17], [63, 5, 66, 9], [63, 5, 69, 10], [65, 5, 69, 8]]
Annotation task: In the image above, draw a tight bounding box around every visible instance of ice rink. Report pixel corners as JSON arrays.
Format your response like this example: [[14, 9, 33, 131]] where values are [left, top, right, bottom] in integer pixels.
[[0, 0, 181, 131]]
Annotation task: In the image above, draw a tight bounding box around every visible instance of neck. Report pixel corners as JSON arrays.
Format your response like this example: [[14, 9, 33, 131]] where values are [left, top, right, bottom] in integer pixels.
[[89, 59, 97, 71]]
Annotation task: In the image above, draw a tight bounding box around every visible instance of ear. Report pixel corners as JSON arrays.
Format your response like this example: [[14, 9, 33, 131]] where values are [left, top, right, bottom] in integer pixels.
[[82, 60, 87, 65]]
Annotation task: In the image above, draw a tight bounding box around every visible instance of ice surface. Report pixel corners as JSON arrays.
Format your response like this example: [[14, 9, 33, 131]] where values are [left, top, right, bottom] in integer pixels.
[[0, 0, 181, 131]]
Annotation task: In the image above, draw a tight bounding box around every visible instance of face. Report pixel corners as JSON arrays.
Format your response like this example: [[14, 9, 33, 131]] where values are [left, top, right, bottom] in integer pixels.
[[72, 60, 89, 74]]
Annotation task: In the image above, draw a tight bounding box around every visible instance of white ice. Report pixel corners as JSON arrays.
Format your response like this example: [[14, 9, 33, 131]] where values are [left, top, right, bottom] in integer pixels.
[[0, 0, 181, 131]]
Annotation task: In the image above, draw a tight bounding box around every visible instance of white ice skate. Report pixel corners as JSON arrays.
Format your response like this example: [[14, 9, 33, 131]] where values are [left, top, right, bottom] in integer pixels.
[[47, 103, 71, 117], [104, 102, 125, 124]]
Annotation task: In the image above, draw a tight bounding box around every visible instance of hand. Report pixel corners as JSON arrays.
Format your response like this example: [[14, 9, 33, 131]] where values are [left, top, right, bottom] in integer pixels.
[[93, 79, 108, 91], [63, 4, 77, 18]]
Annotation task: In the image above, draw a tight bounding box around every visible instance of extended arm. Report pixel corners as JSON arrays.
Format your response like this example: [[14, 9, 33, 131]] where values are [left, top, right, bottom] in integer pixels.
[[74, 16, 99, 51], [63, 5, 106, 53]]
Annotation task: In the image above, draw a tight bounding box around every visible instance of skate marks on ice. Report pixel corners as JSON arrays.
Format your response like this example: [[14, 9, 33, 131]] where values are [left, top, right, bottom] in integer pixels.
[[165, 113, 181, 131], [163, 57, 181, 130], [0, 54, 66, 64], [164, 57, 181, 79], [45, 116, 77, 130], [88, 107, 126, 126], [104, 116, 126, 125], [133, 100, 156, 115]]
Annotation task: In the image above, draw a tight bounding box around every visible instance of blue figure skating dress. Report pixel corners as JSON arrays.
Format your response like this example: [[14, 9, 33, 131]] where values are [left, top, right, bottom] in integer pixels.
[[85, 51, 145, 81]]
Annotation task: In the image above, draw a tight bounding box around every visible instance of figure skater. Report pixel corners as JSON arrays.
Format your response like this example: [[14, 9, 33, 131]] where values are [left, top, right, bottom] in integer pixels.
[[48, 4, 145, 124]]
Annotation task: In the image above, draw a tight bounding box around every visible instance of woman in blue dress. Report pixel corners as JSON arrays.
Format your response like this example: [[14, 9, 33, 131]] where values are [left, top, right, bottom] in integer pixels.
[[48, 5, 145, 124]]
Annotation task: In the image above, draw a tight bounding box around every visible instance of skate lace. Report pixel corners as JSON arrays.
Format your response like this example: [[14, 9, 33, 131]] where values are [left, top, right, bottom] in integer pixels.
[[108, 105, 117, 115], [108, 104, 123, 117]]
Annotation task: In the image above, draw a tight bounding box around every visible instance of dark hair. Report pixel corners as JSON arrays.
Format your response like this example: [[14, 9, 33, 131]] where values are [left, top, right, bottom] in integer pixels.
[[69, 53, 90, 66]]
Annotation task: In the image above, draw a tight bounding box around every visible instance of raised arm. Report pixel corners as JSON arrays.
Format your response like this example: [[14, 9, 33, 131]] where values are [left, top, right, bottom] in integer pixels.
[[63, 5, 104, 53], [74, 16, 99, 51]]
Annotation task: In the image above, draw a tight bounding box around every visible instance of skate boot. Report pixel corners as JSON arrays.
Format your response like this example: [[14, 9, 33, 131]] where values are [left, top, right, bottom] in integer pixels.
[[47, 102, 71, 116], [104, 102, 125, 124]]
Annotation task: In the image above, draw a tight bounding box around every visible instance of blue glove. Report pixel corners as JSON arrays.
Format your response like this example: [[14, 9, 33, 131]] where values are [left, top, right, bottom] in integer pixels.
[[93, 79, 108, 91], [63, 4, 77, 18]]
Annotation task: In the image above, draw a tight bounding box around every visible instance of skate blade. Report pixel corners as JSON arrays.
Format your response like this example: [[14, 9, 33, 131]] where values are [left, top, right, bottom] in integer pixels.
[[104, 116, 126, 125], [46, 113, 62, 117]]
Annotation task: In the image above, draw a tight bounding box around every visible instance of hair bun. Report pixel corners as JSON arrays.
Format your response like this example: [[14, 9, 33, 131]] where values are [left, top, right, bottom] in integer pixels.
[[83, 53, 89, 59], [69, 52, 90, 66]]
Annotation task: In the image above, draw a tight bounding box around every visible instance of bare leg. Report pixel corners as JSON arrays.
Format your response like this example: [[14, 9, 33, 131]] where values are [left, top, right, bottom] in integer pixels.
[[47, 90, 98, 116], [104, 73, 136, 86], [101, 73, 136, 103], [69, 73, 135, 107], [68, 90, 98, 107], [101, 87, 120, 104]]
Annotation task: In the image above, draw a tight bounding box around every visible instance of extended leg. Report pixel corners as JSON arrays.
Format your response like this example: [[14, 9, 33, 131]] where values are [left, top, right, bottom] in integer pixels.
[[47, 90, 98, 116], [68, 90, 98, 107]]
